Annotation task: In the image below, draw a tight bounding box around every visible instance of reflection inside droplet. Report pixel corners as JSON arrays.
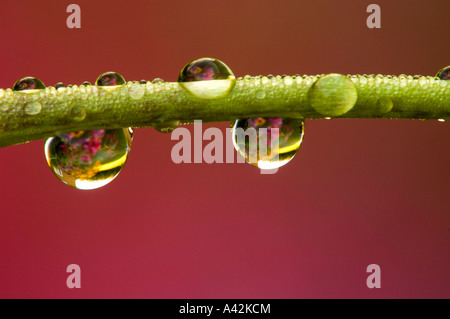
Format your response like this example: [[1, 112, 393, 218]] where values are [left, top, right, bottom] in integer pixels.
[[232, 117, 304, 170], [44, 129, 132, 190]]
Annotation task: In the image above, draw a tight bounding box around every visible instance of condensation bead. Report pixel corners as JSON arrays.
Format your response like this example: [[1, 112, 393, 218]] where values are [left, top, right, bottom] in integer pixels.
[[436, 66, 450, 80], [232, 117, 304, 170], [152, 78, 165, 84], [376, 97, 393, 114], [96, 71, 126, 87], [45, 129, 132, 190], [153, 120, 180, 133], [13, 76, 45, 91], [308, 73, 358, 116], [24, 101, 42, 115], [178, 57, 236, 99], [12, 77, 45, 115], [128, 82, 145, 100]]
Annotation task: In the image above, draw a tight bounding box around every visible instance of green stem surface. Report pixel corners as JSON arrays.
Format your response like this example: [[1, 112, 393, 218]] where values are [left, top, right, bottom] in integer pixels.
[[0, 74, 449, 148]]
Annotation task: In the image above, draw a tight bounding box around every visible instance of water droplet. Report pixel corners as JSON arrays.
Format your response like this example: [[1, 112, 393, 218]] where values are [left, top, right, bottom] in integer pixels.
[[153, 120, 180, 133], [283, 76, 293, 86], [232, 117, 304, 170], [128, 82, 145, 100], [308, 74, 358, 116], [256, 90, 266, 99], [81, 81, 91, 86], [13, 76, 45, 91], [44, 129, 132, 190], [152, 78, 165, 84], [376, 97, 393, 114], [436, 66, 450, 80], [55, 82, 66, 89], [24, 101, 42, 115], [95, 71, 126, 87], [139, 80, 147, 84], [178, 57, 236, 99], [438, 119, 446, 122], [70, 106, 86, 121]]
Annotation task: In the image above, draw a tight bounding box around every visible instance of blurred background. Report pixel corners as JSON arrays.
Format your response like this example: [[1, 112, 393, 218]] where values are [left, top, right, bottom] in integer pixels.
[[0, 0, 449, 298]]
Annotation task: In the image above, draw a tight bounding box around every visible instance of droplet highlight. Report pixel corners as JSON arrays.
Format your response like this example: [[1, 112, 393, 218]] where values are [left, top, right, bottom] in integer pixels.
[[232, 117, 304, 170], [308, 73, 358, 116], [45, 129, 132, 190], [13, 76, 45, 92], [178, 57, 236, 99]]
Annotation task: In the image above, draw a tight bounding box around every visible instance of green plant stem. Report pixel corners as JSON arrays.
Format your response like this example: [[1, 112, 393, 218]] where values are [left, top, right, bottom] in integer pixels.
[[0, 74, 449, 148]]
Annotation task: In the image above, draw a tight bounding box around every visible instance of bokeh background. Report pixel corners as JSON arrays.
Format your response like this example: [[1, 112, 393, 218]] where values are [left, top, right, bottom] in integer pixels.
[[0, 0, 449, 298]]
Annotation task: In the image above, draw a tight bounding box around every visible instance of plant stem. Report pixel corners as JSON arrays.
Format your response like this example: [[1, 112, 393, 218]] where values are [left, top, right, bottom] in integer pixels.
[[0, 74, 449, 148]]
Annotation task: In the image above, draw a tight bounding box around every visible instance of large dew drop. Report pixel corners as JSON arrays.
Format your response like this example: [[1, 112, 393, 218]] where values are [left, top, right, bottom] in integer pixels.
[[178, 57, 236, 99], [232, 117, 304, 170], [95, 71, 126, 89], [45, 129, 132, 190], [13, 76, 46, 92], [436, 66, 450, 80], [308, 73, 358, 116]]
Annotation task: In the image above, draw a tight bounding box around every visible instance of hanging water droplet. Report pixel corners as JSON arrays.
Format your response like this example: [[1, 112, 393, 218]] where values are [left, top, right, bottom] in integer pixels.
[[24, 101, 42, 115], [308, 73, 358, 116], [95, 71, 126, 87], [153, 120, 180, 133], [13, 76, 45, 92], [437, 119, 446, 122], [436, 66, 450, 80], [45, 128, 132, 190], [178, 57, 236, 99], [232, 117, 304, 170]]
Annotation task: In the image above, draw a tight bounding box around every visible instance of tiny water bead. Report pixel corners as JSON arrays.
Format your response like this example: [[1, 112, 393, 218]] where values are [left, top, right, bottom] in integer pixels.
[[95, 71, 126, 87], [178, 57, 236, 99], [436, 66, 450, 80], [152, 78, 165, 84], [376, 97, 394, 114], [44, 128, 132, 190], [308, 73, 358, 116], [13, 76, 45, 91], [55, 82, 66, 89], [24, 101, 42, 115], [152, 120, 180, 133], [232, 117, 304, 170]]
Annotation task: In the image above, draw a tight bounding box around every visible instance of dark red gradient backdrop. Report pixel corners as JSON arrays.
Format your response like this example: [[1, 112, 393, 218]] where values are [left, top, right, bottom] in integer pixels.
[[0, 0, 449, 298]]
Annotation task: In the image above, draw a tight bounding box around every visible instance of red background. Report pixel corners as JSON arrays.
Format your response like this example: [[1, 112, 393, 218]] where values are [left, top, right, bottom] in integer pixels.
[[0, 0, 449, 298]]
